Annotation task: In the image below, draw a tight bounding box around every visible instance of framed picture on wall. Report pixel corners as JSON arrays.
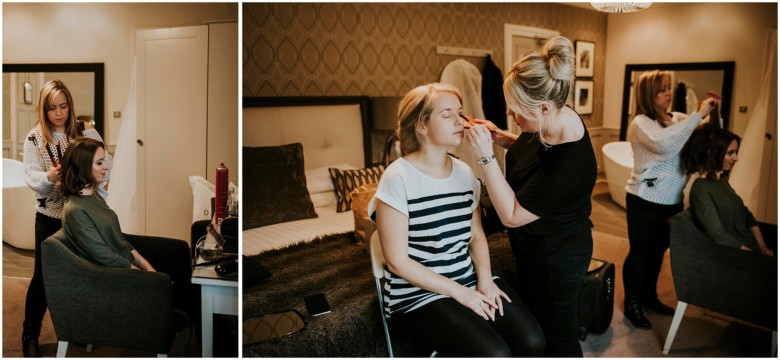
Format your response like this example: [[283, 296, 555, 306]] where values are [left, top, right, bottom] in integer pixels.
[[575, 40, 595, 77], [574, 80, 593, 115]]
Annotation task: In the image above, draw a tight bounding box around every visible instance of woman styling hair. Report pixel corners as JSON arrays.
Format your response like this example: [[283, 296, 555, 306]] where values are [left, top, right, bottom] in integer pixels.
[[621, 70, 717, 330], [21, 79, 110, 357]]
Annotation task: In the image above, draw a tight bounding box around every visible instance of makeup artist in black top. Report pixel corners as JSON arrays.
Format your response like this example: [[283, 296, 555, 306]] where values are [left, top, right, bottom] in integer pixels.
[[21, 79, 110, 357], [466, 36, 597, 357]]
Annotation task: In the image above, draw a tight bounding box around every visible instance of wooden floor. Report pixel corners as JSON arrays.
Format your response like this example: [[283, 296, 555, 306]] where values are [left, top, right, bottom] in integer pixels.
[[591, 175, 629, 239], [2, 174, 629, 278], [2, 242, 34, 278]]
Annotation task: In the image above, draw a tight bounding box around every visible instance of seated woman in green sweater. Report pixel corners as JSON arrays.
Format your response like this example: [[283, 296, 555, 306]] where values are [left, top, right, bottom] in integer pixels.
[[682, 127, 774, 256], [60, 137, 157, 270]]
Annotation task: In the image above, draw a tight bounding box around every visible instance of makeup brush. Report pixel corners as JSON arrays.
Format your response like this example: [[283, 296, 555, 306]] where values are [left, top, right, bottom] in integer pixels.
[[460, 113, 496, 133]]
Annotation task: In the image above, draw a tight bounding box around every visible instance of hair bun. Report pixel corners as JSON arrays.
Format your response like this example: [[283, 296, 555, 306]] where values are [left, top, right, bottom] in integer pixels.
[[543, 36, 575, 81]]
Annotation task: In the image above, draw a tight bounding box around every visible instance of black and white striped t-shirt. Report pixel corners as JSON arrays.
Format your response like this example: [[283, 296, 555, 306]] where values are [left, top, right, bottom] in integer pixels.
[[368, 157, 480, 317]]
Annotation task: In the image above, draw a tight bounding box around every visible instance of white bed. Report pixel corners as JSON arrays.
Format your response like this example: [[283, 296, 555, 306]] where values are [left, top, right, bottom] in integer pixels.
[[242, 97, 372, 255]]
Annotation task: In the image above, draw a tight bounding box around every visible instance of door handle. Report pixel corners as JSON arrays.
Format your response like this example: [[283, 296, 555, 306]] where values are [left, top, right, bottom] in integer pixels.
[[765, 133, 773, 141], [137, 139, 144, 146]]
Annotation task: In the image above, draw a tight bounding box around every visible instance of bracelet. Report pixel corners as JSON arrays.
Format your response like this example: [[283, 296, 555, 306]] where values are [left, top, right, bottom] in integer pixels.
[[477, 154, 496, 166]]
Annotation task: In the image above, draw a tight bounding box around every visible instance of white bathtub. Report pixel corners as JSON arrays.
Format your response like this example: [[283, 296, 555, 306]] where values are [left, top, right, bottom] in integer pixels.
[[602, 141, 633, 209], [3, 158, 36, 250]]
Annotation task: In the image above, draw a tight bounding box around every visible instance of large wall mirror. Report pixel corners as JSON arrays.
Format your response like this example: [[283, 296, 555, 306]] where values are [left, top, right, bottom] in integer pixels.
[[620, 61, 735, 140], [2, 63, 104, 160]]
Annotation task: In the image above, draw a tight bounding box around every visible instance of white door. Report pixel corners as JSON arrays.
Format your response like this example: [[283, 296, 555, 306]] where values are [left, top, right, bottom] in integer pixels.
[[503, 24, 559, 135], [6, 73, 40, 160], [136, 25, 208, 241], [206, 22, 238, 185], [511, 37, 545, 63], [759, 55, 777, 223], [762, 109, 777, 223]]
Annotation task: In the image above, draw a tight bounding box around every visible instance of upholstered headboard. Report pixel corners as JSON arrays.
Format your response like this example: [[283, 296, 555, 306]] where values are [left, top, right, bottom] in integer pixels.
[[242, 97, 372, 169]]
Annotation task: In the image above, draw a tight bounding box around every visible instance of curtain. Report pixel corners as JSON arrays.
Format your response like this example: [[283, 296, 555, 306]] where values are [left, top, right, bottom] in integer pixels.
[[729, 30, 777, 222], [106, 57, 139, 233]]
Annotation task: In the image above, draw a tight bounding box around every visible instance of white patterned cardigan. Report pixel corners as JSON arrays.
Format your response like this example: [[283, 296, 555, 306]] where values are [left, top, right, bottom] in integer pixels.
[[23, 127, 111, 219], [625, 112, 702, 205]]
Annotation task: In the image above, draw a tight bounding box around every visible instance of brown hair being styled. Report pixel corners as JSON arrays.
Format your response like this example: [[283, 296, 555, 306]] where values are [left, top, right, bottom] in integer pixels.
[[396, 83, 463, 156], [633, 70, 671, 121], [61, 137, 105, 198], [681, 125, 741, 179], [36, 79, 83, 147], [503, 35, 575, 145]]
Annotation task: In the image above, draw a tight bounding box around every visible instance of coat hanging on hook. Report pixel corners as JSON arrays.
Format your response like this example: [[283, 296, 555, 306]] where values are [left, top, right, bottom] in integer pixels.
[[440, 59, 506, 176], [441, 59, 484, 119], [440, 59, 485, 175], [672, 81, 686, 113], [481, 54, 507, 130]]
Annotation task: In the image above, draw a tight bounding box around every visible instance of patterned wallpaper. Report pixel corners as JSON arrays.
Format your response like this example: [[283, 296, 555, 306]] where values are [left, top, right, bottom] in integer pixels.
[[243, 2, 607, 127]]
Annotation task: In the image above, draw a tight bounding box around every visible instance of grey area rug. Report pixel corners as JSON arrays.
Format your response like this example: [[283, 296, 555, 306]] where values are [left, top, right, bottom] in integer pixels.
[[242, 231, 519, 357], [242, 230, 775, 357]]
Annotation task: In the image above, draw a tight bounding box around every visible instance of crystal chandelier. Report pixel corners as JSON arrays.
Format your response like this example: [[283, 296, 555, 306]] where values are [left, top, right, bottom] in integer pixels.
[[591, 2, 652, 13]]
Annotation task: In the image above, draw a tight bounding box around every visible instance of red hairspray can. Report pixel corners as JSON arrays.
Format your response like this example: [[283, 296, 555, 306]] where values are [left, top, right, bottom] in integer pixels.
[[215, 163, 229, 226]]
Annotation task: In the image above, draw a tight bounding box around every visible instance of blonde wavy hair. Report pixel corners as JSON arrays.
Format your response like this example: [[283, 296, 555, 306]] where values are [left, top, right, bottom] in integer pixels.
[[35, 79, 83, 146], [633, 70, 672, 121], [396, 83, 463, 156]]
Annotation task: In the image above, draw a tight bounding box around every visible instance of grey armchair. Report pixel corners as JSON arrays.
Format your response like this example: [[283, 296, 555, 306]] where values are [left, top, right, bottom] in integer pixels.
[[41, 230, 192, 357], [663, 210, 777, 355]]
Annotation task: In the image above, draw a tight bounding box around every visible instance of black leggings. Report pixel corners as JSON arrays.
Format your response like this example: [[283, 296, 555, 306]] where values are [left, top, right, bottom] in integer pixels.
[[514, 241, 592, 357], [390, 278, 545, 357], [623, 193, 683, 301], [24, 212, 62, 333]]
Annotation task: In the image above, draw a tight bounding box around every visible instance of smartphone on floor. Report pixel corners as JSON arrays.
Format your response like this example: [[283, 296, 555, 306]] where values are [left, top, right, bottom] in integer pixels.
[[304, 293, 331, 316]]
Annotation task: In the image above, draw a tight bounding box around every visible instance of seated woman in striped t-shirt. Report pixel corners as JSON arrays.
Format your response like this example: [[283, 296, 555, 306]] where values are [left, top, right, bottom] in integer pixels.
[[368, 83, 545, 356]]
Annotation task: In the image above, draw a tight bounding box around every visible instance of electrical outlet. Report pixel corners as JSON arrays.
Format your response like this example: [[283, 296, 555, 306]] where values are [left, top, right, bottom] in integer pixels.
[[113, 111, 121, 118]]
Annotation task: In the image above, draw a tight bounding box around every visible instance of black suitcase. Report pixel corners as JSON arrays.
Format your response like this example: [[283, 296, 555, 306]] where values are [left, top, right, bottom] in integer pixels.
[[577, 258, 615, 340]]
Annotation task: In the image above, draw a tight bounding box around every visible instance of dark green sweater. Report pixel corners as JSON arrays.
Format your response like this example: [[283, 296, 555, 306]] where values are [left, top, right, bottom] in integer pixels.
[[689, 177, 759, 251], [63, 192, 136, 268]]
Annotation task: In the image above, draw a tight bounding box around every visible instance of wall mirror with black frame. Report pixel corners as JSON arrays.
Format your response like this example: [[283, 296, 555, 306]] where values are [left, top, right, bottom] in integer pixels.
[[620, 61, 735, 141], [2, 63, 104, 160]]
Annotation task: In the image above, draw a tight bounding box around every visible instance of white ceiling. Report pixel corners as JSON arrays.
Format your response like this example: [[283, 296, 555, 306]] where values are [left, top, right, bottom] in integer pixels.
[[560, 2, 676, 12], [562, 2, 599, 11]]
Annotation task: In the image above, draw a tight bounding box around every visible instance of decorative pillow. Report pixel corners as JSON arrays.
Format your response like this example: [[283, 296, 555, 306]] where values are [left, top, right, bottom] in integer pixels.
[[243, 143, 317, 230], [350, 182, 378, 244], [328, 165, 385, 212], [306, 163, 354, 194], [310, 191, 337, 209]]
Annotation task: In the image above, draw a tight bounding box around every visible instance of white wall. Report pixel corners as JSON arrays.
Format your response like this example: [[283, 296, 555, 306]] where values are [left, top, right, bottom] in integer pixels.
[[603, 2, 777, 136], [3, 2, 238, 145]]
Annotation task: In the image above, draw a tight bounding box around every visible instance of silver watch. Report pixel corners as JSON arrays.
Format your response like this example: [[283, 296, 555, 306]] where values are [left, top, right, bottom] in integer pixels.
[[477, 154, 496, 166]]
